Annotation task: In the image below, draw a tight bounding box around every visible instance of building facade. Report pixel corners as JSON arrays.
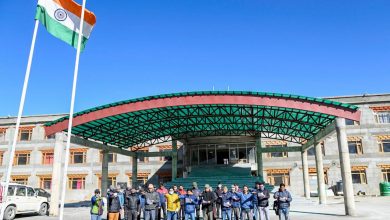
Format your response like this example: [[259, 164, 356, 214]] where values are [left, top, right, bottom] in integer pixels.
[[0, 93, 389, 202]]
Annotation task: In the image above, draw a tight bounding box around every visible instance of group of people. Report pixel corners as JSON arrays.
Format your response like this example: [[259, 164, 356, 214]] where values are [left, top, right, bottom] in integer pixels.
[[90, 182, 292, 220]]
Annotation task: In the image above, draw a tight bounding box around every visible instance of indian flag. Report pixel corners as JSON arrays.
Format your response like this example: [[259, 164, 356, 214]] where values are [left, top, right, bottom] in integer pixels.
[[35, 0, 96, 51]]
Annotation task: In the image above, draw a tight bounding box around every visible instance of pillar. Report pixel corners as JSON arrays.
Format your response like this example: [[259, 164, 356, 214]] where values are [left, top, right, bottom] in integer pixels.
[[132, 154, 138, 188], [314, 141, 326, 204], [101, 149, 109, 197], [301, 150, 310, 199], [255, 136, 263, 180], [172, 140, 178, 181], [335, 118, 356, 216], [50, 132, 64, 216]]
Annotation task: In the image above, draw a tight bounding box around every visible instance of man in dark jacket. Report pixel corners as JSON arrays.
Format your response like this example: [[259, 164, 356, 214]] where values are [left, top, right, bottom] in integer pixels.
[[180, 189, 198, 220], [125, 188, 141, 220], [109, 189, 122, 220], [144, 184, 160, 220], [201, 184, 217, 220], [220, 186, 232, 220], [215, 184, 223, 219], [230, 185, 240, 220], [192, 182, 201, 220], [273, 183, 292, 220], [253, 182, 270, 220]]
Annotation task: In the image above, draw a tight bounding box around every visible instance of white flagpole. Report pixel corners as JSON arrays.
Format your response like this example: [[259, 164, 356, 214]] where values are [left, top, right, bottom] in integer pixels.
[[0, 19, 39, 220], [58, 0, 87, 219]]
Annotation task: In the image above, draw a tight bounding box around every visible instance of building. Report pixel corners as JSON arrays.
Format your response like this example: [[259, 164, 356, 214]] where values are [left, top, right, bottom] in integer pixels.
[[0, 93, 389, 202]]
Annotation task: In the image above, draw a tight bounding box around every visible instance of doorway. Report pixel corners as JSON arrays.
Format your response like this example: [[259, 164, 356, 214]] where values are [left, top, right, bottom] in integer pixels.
[[217, 149, 230, 164]]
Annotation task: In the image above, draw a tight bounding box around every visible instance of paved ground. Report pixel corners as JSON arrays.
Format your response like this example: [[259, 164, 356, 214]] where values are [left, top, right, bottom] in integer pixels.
[[13, 196, 390, 220]]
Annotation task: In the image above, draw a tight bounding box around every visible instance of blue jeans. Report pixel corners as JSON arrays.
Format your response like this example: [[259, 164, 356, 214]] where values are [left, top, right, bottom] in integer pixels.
[[184, 212, 195, 220], [167, 211, 178, 220], [144, 209, 156, 220], [91, 214, 102, 220], [278, 207, 289, 220], [222, 209, 232, 220]]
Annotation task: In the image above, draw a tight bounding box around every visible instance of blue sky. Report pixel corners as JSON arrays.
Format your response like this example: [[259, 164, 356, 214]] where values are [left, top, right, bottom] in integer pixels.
[[0, 0, 389, 116]]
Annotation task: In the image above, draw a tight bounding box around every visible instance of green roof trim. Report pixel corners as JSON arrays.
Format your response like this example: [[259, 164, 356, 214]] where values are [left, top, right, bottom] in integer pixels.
[[45, 91, 358, 127]]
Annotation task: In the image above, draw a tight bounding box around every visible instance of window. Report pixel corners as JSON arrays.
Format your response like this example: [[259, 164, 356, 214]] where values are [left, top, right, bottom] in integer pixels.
[[7, 186, 15, 196], [0, 128, 6, 142], [12, 176, 28, 185], [307, 143, 325, 156], [266, 169, 290, 186], [13, 152, 31, 165], [345, 119, 358, 126], [375, 111, 390, 124], [98, 176, 117, 189], [40, 177, 52, 190], [18, 127, 33, 141], [308, 168, 329, 184], [16, 186, 26, 196], [70, 150, 87, 164], [0, 152, 3, 166], [351, 167, 367, 184], [68, 176, 86, 189], [379, 139, 390, 153], [382, 168, 390, 182], [266, 144, 288, 158], [42, 151, 54, 165], [127, 172, 150, 186], [159, 146, 172, 162], [27, 187, 35, 197], [99, 151, 117, 163], [348, 140, 363, 155]]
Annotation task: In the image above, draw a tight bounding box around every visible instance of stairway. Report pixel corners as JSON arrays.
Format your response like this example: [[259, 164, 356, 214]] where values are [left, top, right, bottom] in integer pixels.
[[165, 165, 274, 191]]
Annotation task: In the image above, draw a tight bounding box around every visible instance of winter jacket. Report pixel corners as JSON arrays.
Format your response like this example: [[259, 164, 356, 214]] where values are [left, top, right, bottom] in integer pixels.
[[108, 194, 121, 213], [254, 188, 270, 207], [125, 193, 141, 212], [215, 189, 223, 204], [201, 191, 217, 212], [220, 192, 233, 210], [237, 192, 254, 209], [274, 190, 292, 209], [90, 195, 103, 215], [181, 194, 198, 214], [157, 188, 168, 203], [230, 192, 241, 208], [144, 190, 160, 210], [165, 193, 180, 212]]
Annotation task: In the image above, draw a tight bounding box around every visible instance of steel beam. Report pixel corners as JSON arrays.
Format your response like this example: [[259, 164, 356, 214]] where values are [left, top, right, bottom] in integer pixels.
[[301, 121, 337, 151]]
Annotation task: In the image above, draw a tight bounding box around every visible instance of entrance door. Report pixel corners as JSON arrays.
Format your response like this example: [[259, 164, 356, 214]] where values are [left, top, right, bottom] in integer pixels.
[[217, 149, 230, 164]]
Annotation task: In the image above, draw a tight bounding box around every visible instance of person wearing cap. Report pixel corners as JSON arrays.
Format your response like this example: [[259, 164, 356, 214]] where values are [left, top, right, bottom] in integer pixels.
[[125, 188, 141, 220], [236, 185, 255, 220], [157, 183, 168, 220], [253, 182, 270, 220], [165, 187, 181, 220], [180, 189, 198, 220], [230, 185, 240, 220], [273, 183, 292, 220], [191, 182, 201, 220], [91, 189, 104, 220], [201, 184, 217, 220]]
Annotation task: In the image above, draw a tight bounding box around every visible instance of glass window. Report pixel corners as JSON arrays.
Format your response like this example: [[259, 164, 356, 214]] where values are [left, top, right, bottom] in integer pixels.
[[70, 151, 86, 164], [207, 145, 216, 164], [100, 151, 117, 163], [382, 168, 390, 182], [199, 147, 207, 164], [376, 111, 390, 124], [14, 153, 30, 165], [68, 177, 85, 190], [379, 139, 390, 153], [40, 178, 52, 190], [7, 186, 15, 196], [238, 145, 247, 162], [267, 144, 288, 158], [16, 187, 26, 196], [0, 128, 6, 142], [348, 141, 363, 155], [12, 177, 28, 185], [98, 176, 117, 189], [27, 187, 35, 197], [18, 128, 33, 141], [267, 170, 290, 186], [42, 152, 54, 165], [351, 170, 367, 184]]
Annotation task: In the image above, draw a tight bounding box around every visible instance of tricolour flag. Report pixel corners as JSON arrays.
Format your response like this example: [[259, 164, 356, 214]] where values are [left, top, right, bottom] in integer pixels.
[[35, 0, 96, 51]]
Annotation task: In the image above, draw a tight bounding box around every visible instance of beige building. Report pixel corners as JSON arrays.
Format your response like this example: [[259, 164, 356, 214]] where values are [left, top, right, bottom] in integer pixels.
[[0, 93, 389, 202]]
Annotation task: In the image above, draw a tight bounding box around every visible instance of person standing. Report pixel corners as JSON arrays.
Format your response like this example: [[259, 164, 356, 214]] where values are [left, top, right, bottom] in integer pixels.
[[91, 189, 104, 220], [230, 185, 240, 220], [253, 182, 270, 220], [108, 189, 122, 220], [144, 184, 160, 220], [220, 186, 232, 220], [273, 183, 292, 220], [177, 185, 187, 220], [117, 186, 125, 220], [138, 187, 146, 220], [165, 188, 181, 220], [215, 184, 223, 219], [237, 185, 254, 220], [201, 184, 217, 220], [125, 188, 141, 220], [191, 182, 201, 220], [157, 183, 168, 220], [181, 189, 198, 220]]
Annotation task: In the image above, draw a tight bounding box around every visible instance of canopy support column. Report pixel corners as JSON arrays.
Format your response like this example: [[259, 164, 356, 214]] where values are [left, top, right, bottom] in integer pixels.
[[256, 136, 263, 180], [314, 141, 326, 204], [172, 140, 178, 181], [301, 150, 310, 199], [132, 154, 138, 188], [50, 132, 64, 216], [101, 150, 109, 197], [336, 118, 356, 216]]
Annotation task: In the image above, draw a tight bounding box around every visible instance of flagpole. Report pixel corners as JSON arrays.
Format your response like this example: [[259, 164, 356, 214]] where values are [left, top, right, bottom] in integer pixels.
[[58, 0, 87, 219], [0, 19, 39, 220]]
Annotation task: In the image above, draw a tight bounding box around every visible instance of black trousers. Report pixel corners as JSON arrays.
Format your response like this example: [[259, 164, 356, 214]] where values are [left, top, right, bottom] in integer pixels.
[[126, 210, 138, 220], [157, 203, 167, 220]]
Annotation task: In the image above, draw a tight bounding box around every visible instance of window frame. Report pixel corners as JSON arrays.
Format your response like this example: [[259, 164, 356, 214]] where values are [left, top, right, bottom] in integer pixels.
[[68, 177, 86, 190], [40, 177, 52, 190], [99, 151, 117, 163], [42, 151, 54, 165], [13, 152, 31, 166], [381, 168, 390, 182], [18, 127, 33, 141], [379, 139, 390, 153], [351, 167, 367, 184], [348, 140, 363, 155], [70, 150, 87, 164]]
